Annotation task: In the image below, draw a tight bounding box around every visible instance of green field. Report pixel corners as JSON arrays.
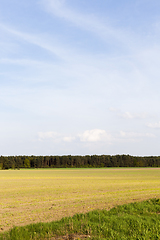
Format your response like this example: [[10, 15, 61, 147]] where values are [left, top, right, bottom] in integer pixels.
[[1, 198, 160, 240], [0, 168, 160, 232]]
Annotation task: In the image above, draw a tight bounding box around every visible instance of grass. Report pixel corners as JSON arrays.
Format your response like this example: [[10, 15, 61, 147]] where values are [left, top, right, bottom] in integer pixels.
[[0, 168, 160, 232], [0, 198, 160, 239]]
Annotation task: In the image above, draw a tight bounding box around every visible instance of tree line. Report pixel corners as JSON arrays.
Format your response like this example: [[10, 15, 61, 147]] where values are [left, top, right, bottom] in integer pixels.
[[0, 155, 160, 169]]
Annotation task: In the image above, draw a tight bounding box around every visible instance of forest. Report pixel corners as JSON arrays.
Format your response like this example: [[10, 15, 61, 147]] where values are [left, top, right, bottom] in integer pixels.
[[0, 154, 160, 169]]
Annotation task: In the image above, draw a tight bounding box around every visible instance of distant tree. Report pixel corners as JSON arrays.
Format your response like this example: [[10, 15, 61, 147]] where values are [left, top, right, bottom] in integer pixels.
[[55, 156, 60, 167], [0, 162, 3, 170], [44, 156, 49, 167], [39, 156, 44, 168], [24, 158, 30, 168]]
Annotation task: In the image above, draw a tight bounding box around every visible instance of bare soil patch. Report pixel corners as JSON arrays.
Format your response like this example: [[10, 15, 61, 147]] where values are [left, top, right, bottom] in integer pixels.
[[0, 168, 160, 231]]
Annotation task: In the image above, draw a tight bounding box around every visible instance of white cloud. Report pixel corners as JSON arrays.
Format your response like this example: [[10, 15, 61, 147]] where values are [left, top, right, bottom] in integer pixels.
[[119, 131, 155, 140], [38, 129, 112, 143], [78, 129, 109, 142], [63, 136, 75, 142], [121, 112, 147, 119], [109, 108, 148, 119], [1, 1, 160, 156], [147, 121, 160, 129], [38, 132, 76, 143], [38, 131, 61, 141], [38, 129, 156, 145]]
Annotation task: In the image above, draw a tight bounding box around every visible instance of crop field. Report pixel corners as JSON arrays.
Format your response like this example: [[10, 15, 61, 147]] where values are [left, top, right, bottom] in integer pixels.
[[0, 168, 160, 232]]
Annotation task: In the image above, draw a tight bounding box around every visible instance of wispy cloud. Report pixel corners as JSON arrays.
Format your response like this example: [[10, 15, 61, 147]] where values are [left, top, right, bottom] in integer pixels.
[[147, 121, 160, 129], [63, 136, 76, 142], [38, 131, 61, 141], [119, 131, 155, 141], [41, 0, 135, 51], [0, 58, 48, 66], [0, 23, 71, 61], [121, 112, 148, 119], [1, 0, 160, 156], [38, 129, 112, 143], [110, 108, 148, 119], [38, 129, 155, 145]]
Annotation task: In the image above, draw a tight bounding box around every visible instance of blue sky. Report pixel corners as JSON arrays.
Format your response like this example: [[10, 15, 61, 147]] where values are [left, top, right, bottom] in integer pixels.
[[1, 0, 160, 156]]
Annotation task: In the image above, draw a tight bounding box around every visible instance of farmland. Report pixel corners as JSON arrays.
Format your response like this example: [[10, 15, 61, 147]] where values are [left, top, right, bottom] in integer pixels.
[[0, 168, 160, 232]]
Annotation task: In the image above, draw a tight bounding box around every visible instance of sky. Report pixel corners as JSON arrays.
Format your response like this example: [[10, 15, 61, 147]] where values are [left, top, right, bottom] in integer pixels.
[[1, 0, 160, 156]]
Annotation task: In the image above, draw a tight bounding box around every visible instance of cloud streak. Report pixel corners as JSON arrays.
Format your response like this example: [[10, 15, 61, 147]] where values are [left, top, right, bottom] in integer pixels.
[[38, 129, 155, 145], [0, 23, 78, 63], [38, 129, 112, 143], [147, 121, 160, 129], [41, 0, 136, 51], [1, 0, 160, 156], [119, 131, 155, 140], [110, 108, 148, 119]]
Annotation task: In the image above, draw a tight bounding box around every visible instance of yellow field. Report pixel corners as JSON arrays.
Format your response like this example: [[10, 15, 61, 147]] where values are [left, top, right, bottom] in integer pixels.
[[0, 168, 160, 232]]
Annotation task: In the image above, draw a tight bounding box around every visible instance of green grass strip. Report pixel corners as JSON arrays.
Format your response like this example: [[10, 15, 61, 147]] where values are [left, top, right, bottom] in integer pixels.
[[0, 199, 160, 240]]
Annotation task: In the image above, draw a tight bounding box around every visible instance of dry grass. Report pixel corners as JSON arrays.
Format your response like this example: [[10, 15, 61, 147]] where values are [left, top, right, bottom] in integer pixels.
[[0, 168, 160, 232]]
